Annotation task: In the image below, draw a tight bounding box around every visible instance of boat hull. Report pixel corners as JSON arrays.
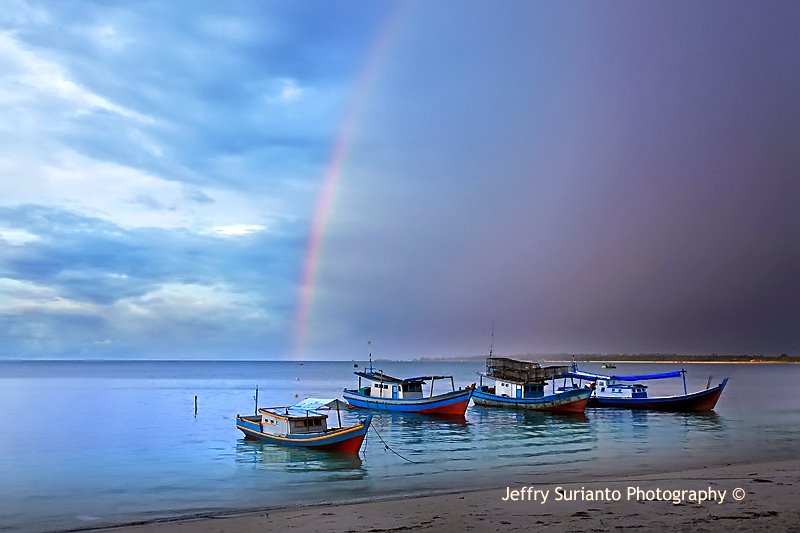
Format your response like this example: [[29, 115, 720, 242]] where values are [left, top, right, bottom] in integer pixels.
[[588, 379, 728, 412], [342, 388, 473, 416], [472, 387, 591, 413], [236, 415, 372, 454]]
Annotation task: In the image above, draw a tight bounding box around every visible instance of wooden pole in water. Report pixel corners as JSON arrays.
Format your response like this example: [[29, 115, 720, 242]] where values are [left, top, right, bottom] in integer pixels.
[[194, 395, 198, 416], [336, 400, 342, 428], [254, 385, 258, 415]]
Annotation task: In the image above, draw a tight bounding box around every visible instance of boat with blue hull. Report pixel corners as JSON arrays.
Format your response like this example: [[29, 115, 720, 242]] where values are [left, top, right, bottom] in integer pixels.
[[472, 357, 592, 413], [567, 365, 728, 411], [236, 398, 372, 454], [472, 386, 592, 412], [343, 370, 474, 416]]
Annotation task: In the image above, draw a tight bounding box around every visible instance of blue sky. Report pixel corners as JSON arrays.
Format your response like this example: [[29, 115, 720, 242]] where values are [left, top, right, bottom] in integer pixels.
[[1, 1, 797, 359]]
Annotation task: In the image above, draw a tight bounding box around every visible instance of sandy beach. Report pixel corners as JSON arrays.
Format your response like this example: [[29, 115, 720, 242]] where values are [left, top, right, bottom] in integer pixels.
[[95, 458, 799, 532]]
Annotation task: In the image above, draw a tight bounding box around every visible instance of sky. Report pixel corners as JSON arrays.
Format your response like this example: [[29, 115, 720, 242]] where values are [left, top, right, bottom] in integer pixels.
[[0, 1, 797, 360]]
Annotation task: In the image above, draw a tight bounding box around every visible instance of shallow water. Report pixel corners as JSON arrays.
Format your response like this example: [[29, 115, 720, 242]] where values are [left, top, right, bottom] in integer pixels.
[[0, 360, 797, 532]]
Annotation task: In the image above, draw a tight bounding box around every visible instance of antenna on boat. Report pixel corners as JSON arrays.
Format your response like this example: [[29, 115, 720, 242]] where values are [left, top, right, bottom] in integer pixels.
[[489, 322, 495, 359], [368, 340, 373, 373]]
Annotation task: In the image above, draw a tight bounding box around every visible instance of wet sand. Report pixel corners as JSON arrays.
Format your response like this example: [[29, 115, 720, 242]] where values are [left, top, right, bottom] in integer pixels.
[[96, 458, 799, 532]]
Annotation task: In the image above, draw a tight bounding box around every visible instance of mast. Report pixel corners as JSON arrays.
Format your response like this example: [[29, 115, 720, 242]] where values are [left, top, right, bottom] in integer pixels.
[[489, 321, 495, 359], [368, 340, 373, 373]]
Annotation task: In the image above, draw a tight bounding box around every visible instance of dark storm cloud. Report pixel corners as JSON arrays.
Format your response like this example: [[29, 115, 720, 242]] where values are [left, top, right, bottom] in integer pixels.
[[309, 0, 800, 358]]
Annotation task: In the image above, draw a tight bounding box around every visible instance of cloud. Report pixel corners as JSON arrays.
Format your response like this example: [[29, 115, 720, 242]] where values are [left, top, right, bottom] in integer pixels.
[[0, 2, 398, 359], [0, 32, 152, 123], [276, 78, 303, 103], [210, 224, 267, 237], [0, 205, 302, 357]]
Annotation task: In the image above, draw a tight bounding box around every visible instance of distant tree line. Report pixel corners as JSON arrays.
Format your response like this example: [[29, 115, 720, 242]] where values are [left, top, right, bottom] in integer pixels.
[[412, 353, 799, 363], [564, 353, 799, 363]]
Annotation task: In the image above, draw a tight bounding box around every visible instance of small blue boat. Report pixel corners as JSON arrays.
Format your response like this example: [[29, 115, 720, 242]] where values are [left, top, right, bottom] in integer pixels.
[[343, 370, 473, 416]]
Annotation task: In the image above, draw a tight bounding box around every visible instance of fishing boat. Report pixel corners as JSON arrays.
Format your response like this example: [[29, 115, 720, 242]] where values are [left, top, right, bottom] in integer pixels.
[[567, 365, 728, 411], [601, 363, 617, 369], [342, 364, 473, 416], [472, 357, 592, 413], [236, 398, 372, 454]]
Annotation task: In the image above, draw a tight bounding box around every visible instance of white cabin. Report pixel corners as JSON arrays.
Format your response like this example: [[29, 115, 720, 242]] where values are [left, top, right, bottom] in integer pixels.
[[256, 407, 328, 435], [354, 371, 439, 400], [492, 379, 546, 399], [595, 379, 648, 399]]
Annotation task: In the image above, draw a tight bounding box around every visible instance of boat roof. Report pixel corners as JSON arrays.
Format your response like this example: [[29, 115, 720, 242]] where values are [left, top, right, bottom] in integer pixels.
[[478, 372, 548, 386], [566, 368, 683, 382], [484, 357, 570, 383], [291, 398, 347, 410], [354, 371, 452, 384], [258, 406, 328, 420]]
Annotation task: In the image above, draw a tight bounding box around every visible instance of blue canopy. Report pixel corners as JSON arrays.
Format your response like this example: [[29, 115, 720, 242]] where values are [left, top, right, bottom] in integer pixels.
[[610, 371, 683, 381], [566, 368, 683, 382]]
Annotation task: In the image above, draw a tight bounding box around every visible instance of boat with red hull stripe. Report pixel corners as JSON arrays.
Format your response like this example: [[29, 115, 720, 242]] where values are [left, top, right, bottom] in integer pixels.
[[342, 362, 474, 416], [236, 399, 371, 454], [586, 379, 728, 411], [568, 364, 729, 412], [473, 356, 590, 413], [343, 386, 473, 416], [472, 387, 591, 413]]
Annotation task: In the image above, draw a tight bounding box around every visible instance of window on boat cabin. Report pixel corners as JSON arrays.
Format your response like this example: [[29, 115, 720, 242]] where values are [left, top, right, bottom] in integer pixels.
[[402, 383, 423, 393]]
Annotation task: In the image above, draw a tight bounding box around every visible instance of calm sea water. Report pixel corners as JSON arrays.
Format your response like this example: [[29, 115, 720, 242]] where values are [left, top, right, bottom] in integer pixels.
[[0, 360, 798, 532]]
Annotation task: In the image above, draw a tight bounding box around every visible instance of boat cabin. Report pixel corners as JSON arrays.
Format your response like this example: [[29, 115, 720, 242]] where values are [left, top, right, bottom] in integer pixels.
[[594, 379, 648, 399], [492, 379, 546, 399], [353, 371, 454, 399], [255, 407, 329, 435], [479, 357, 570, 398]]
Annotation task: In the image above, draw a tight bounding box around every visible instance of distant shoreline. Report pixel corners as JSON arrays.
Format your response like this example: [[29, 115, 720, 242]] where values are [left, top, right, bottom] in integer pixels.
[[414, 354, 800, 364], [543, 359, 799, 364]]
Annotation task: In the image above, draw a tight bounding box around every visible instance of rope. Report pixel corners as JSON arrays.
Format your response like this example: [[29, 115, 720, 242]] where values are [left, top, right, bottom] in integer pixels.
[[369, 425, 418, 464]]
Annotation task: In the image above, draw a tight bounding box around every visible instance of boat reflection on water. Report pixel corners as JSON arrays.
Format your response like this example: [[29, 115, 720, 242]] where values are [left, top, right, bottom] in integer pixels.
[[467, 404, 589, 427], [384, 410, 470, 427], [362, 410, 471, 453], [591, 408, 725, 434], [235, 439, 366, 475], [587, 408, 728, 473]]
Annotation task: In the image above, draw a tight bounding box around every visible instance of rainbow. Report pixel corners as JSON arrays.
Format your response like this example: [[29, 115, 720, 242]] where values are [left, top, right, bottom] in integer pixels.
[[293, 6, 406, 358]]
